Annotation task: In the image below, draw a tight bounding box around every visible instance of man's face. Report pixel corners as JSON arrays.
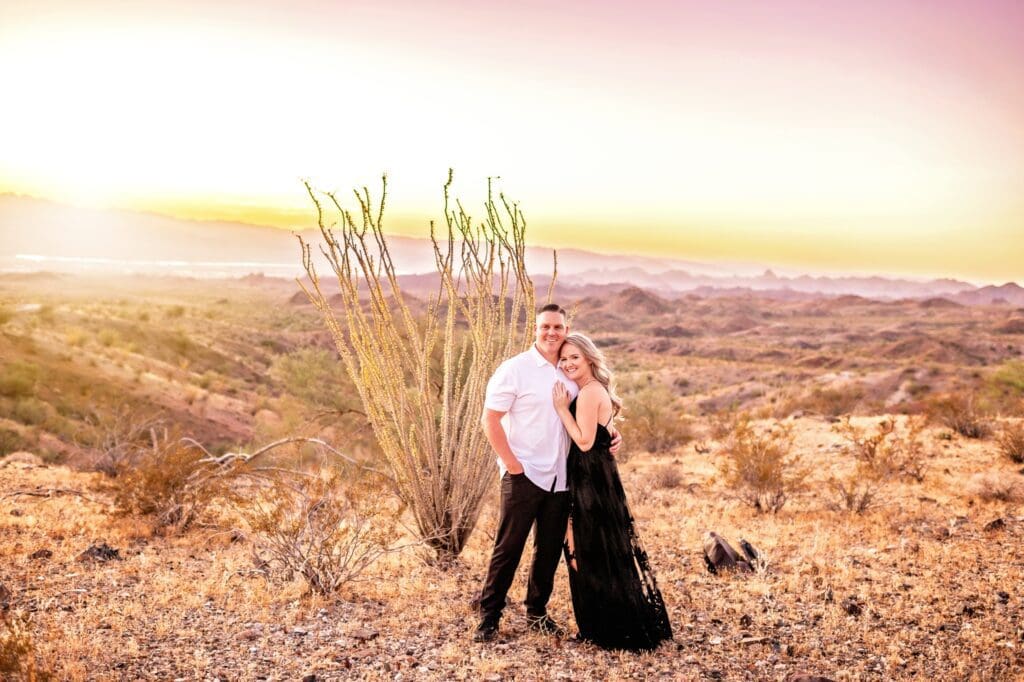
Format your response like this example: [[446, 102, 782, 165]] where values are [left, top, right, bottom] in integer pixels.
[[535, 311, 568, 357]]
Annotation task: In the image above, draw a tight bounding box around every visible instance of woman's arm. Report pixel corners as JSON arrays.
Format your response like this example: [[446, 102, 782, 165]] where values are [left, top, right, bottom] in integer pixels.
[[553, 384, 602, 452]]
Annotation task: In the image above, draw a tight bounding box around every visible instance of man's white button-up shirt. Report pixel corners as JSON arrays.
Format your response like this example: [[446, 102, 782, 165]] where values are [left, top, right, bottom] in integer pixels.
[[484, 344, 580, 492]]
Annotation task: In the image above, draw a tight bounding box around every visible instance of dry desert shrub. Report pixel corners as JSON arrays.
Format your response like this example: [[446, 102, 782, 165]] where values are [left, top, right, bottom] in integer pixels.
[[833, 416, 928, 482], [618, 381, 693, 456], [928, 393, 991, 439], [647, 462, 683, 489], [112, 431, 228, 531], [298, 172, 547, 560], [83, 405, 164, 476], [720, 417, 808, 513], [0, 611, 53, 682], [237, 465, 402, 595], [996, 421, 1024, 463], [966, 472, 1024, 502]]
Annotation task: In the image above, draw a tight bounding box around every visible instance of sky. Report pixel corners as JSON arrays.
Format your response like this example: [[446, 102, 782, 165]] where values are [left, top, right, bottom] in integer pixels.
[[1, 0, 1022, 282]]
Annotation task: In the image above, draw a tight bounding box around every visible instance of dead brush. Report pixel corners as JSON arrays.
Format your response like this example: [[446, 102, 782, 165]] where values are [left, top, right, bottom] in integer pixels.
[[235, 464, 403, 595], [719, 416, 809, 513], [827, 469, 884, 514], [967, 472, 1024, 502], [996, 420, 1024, 464], [833, 416, 928, 482], [112, 430, 228, 532], [647, 463, 683, 490], [618, 382, 694, 457], [0, 611, 53, 682], [929, 394, 991, 439]]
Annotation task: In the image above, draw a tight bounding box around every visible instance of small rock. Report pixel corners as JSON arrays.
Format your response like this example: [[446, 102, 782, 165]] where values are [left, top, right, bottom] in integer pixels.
[[740, 636, 769, 645], [10, 509, 23, 517], [302, 675, 317, 682], [76, 543, 121, 563], [997, 591, 1010, 604], [29, 548, 53, 561], [350, 628, 379, 641], [841, 597, 862, 616], [739, 614, 753, 628], [788, 675, 836, 682], [984, 518, 1006, 532], [291, 627, 308, 636], [241, 629, 260, 641], [708, 636, 723, 645]]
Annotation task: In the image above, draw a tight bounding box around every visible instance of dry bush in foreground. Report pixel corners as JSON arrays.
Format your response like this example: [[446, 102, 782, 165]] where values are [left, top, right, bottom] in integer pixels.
[[618, 381, 693, 456], [113, 432, 227, 531], [929, 394, 991, 439], [720, 417, 808, 513], [967, 472, 1024, 502], [0, 611, 53, 682], [237, 465, 402, 595], [996, 421, 1024, 464], [833, 416, 928, 482], [298, 172, 547, 560]]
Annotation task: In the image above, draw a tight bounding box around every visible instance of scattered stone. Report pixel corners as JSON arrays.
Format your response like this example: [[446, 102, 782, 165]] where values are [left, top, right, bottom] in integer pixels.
[[788, 675, 836, 682], [350, 628, 379, 641], [984, 518, 1006, 532], [302, 675, 317, 682], [29, 548, 53, 561], [740, 636, 770, 645], [76, 543, 121, 563], [10, 509, 23, 517], [841, 597, 863, 616], [997, 591, 1010, 604], [739, 614, 753, 628]]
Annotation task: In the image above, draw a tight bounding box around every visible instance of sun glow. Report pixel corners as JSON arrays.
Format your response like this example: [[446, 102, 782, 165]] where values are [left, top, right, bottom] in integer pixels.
[[1, 1, 1022, 280]]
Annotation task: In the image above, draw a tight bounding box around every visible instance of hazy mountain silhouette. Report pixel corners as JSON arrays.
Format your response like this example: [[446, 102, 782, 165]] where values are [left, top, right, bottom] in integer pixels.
[[0, 193, 1010, 302]]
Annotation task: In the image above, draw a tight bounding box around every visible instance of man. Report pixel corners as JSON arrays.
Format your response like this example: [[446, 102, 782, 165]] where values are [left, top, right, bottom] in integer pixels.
[[475, 303, 620, 642]]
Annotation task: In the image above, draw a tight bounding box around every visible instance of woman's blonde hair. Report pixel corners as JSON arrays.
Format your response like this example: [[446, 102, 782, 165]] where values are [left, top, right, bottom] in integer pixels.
[[562, 333, 623, 417]]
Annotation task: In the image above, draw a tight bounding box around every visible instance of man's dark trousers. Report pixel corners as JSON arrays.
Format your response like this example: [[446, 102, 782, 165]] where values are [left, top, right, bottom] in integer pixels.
[[478, 471, 570, 622]]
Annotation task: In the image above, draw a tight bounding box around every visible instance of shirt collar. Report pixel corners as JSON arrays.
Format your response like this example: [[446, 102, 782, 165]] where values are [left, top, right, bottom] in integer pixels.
[[530, 344, 556, 367]]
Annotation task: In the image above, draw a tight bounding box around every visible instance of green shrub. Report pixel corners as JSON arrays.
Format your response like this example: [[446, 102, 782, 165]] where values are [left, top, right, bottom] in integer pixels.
[[991, 360, 1024, 395], [0, 427, 33, 455], [269, 348, 355, 412], [0, 362, 39, 398], [97, 328, 119, 347], [11, 398, 51, 427]]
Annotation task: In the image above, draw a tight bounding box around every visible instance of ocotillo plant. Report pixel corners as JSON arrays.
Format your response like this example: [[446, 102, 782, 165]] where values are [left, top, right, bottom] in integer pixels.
[[297, 171, 552, 560]]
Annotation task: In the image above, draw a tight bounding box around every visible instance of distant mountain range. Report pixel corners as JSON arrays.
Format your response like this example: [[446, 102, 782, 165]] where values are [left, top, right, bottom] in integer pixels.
[[1, 193, 1021, 304]]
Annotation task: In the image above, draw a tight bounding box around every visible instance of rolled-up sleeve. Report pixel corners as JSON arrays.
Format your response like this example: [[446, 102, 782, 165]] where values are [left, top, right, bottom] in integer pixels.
[[484, 360, 516, 412]]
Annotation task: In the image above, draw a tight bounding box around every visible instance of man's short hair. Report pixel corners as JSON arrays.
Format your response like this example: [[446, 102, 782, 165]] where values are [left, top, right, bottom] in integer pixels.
[[537, 303, 567, 319]]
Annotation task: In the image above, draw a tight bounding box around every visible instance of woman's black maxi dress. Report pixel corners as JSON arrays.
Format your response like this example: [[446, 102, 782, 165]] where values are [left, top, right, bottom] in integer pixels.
[[564, 397, 673, 651]]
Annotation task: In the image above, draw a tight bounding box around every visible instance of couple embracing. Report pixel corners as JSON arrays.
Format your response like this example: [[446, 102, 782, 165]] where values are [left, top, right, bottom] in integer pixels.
[[475, 303, 673, 651]]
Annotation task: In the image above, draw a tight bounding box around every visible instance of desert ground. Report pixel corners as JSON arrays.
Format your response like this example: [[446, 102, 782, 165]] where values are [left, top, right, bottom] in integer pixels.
[[2, 272, 1023, 681]]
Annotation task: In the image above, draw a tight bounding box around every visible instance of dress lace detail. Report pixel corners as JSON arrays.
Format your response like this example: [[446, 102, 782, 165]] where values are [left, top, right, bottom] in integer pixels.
[[564, 398, 673, 651]]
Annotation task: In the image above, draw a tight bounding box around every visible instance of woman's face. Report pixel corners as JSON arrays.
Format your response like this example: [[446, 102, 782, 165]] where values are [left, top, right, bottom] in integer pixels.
[[559, 342, 592, 383]]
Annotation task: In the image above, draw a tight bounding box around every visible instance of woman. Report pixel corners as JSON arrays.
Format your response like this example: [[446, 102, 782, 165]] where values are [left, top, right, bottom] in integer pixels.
[[552, 333, 673, 651]]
